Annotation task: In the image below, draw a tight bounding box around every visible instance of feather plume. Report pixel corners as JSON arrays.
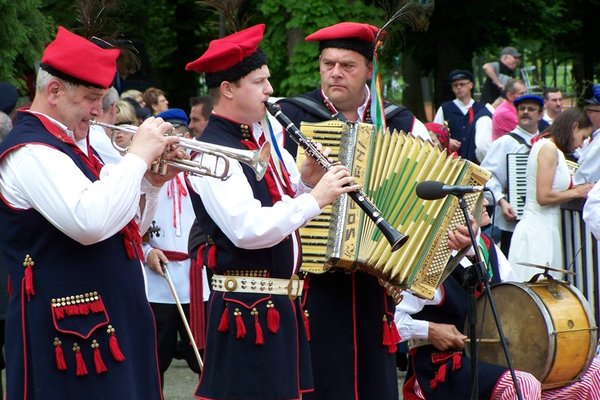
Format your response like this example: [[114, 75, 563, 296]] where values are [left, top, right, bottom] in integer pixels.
[[76, 0, 140, 79], [375, 0, 434, 44], [200, 0, 251, 34]]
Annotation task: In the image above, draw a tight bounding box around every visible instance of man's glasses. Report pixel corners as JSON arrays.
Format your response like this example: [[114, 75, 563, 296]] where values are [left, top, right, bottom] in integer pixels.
[[517, 105, 540, 112], [586, 108, 600, 113]]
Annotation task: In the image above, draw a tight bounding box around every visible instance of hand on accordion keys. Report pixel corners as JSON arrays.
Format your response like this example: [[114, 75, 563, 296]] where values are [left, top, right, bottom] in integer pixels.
[[447, 215, 479, 252]]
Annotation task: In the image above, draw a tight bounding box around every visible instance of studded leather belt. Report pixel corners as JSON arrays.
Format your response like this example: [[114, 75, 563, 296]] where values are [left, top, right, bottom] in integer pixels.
[[211, 274, 304, 300], [407, 338, 431, 350]]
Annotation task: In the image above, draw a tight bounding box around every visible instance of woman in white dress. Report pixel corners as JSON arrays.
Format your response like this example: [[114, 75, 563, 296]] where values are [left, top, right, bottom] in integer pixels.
[[509, 108, 594, 281]]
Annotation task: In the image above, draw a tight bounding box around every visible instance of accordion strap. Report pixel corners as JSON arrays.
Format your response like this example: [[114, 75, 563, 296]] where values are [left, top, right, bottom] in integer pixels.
[[508, 133, 532, 149], [283, 95, 407, 122], [283, 96, 338, 120]]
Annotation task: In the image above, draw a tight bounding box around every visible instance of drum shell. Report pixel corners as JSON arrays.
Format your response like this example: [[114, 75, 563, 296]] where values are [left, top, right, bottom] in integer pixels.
[[472, 280, 597, 389]]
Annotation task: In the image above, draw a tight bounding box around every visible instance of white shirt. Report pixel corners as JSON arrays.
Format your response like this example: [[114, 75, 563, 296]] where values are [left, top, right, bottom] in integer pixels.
[[394, 242, 517, 340], [143, 172, 210, 304], [480, 125, 536, 232], [0, 112, 159, 245], [88, 124, 124, 165], [583, 180, 600, 240], [574, 128, 600, 184], [186, 114, 321, 276], [433, 98, 475, 123], [475, 104, 495, 163]]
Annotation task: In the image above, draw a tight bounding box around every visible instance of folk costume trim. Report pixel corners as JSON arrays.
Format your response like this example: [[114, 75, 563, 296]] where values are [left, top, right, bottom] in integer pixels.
[[26, 111, 144, 262], [48, 291, 126, 374], [217, 292, 282, 346]]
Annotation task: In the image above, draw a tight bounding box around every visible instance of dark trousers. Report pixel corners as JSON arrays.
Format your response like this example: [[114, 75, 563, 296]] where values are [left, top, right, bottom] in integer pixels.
[[150, 302, 201, 387], [500, 229, 513, 257]]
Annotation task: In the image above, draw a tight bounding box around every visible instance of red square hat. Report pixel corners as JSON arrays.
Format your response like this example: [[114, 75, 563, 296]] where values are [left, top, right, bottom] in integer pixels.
[[305, 22, 380, 60], [185, 24, 268, 88], [40, 26, 120, 89]]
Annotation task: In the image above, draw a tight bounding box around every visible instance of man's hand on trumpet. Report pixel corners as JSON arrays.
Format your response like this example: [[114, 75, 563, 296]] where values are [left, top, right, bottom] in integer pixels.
[[126, 117, 189, 186], [128, 117, 179, 166]]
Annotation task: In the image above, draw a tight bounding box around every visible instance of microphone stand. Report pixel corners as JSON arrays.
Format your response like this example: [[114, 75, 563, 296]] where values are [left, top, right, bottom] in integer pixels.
[[455, 195, 523, 400]]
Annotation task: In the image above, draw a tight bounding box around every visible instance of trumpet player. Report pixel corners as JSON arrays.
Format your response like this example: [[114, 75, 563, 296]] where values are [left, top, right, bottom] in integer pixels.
[[0, 26, 184, 399], [184, 24, 359, 400]]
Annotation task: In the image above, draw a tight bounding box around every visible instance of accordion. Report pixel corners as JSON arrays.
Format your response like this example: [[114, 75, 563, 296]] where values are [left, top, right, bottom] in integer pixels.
[[507, 153, 579, 221], [507, 153, 528, 220], [297, 120, 491, 299]]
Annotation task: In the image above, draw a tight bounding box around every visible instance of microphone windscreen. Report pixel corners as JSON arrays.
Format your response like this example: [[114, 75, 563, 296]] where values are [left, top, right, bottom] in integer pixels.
[[415, 180, 446, 200]]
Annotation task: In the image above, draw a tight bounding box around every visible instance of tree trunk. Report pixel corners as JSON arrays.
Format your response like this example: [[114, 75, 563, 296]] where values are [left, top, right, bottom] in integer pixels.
[[402, 51, 427, 122]]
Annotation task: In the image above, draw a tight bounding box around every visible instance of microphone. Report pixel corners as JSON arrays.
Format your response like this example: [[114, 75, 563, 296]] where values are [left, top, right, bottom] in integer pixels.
[[415, 180, 487, 200]]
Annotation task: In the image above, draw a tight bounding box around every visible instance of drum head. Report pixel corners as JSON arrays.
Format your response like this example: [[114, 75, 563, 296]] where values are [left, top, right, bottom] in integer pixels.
[[469, 282, 553, 380]]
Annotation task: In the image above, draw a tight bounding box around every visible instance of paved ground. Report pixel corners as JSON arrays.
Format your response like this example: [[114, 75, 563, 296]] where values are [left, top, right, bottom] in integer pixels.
[[163, 359, 406, 399]]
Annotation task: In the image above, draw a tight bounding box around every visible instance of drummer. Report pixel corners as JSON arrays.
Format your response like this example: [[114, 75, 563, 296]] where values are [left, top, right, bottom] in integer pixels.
[[395, 200, 600, 399]]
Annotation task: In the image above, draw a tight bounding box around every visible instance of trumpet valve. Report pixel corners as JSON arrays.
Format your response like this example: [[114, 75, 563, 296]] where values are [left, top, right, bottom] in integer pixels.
[[150, 159, 168, 175]]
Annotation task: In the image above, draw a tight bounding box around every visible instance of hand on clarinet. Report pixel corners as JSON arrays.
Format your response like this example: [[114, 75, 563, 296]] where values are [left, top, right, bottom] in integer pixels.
[[310, 164, 359, 209], [299, 142, 331, 187]]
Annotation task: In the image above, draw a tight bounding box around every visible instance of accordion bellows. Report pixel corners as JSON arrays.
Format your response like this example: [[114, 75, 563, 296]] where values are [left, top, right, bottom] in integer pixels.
[[297, 120, 491, 299]]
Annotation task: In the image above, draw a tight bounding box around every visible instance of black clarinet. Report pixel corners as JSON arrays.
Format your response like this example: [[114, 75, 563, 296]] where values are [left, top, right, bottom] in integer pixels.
[[265, 101, 408, 252]]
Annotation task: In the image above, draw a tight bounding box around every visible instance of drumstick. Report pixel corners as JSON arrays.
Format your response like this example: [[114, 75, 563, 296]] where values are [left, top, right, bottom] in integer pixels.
[[160, 261, 204, 371], [464, 338, 501, 344]]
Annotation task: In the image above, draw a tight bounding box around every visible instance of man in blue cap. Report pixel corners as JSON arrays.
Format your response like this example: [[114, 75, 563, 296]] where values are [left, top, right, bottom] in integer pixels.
[[481, 94, 544, 256], [158, 108, 192, 137], [574, 84, 600, 184], [433, 69, 484, 162]]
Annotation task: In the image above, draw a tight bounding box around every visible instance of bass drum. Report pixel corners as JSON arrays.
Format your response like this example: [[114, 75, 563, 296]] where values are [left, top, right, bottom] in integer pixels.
[[472, 278, 597, 389]]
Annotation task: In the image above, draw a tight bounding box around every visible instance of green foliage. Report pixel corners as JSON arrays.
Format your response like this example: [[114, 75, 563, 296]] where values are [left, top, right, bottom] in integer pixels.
[[258, 0, 384, 96], [0, 0, 54, 89]]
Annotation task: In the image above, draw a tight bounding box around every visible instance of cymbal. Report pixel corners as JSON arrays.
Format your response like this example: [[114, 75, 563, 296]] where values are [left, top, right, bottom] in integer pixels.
[[517, 262, 576, 276]]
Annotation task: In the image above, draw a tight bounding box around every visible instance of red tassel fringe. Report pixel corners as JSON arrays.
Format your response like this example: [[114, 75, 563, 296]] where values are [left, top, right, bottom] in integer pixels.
[[54, 338, 67, 371], [93, 346, 108, 374], [267, 302, 280, 334], [207, 244, 217, 269], [73, 344, 88, 376], [107, 327, 126, 362], [429, 352, 463, 389], [387, 322, 400, 353], [253, 311, 264, 346], [24, 265, 35, 298], [234, 308, 246, 339], [382, 316, 392, 346], [430, 363, 447, 389], [218, 307, 230, 332], [303, 309, 311, 342]]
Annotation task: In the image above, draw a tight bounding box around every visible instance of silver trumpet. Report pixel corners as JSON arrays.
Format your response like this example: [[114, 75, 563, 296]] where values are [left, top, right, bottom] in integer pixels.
[[90, 120, 271, 181]]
